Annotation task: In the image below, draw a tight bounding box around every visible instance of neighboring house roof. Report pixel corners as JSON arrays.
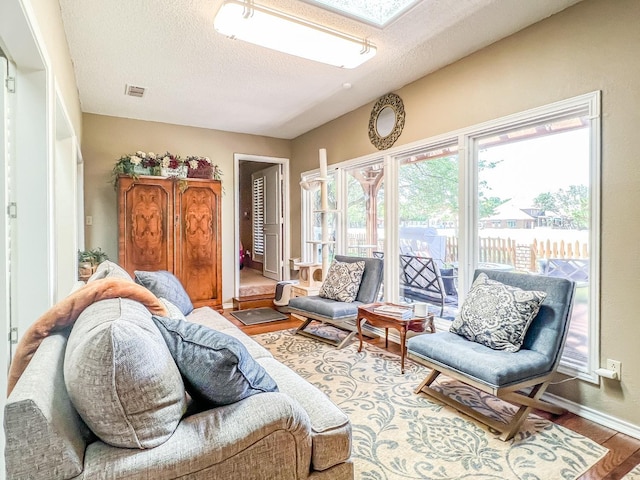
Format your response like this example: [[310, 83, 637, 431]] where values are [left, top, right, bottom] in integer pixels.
[[537, 210, 563, 218], [482, 202, 536, 221]]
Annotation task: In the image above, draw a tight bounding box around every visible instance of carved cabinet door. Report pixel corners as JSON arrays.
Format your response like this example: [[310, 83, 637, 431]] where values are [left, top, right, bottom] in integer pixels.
[[118, 176, 174, 278], [174, 179, 222, 309]]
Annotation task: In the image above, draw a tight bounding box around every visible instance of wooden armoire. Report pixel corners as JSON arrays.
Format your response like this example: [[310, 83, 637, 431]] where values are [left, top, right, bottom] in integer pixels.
[[118, 175, 223, 310]]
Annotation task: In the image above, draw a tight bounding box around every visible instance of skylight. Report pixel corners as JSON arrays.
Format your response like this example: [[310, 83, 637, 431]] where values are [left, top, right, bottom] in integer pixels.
[[302, 0, 421, 27]]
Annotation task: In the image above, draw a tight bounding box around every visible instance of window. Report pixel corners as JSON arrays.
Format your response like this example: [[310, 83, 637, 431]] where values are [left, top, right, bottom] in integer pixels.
[[345, 161, 384, 258], [252, 175, 265, 257], [301, 171, 337, 263], [396, 145, 459, 319], [300, 92, 600, 380], [470, 102, 598, 378]]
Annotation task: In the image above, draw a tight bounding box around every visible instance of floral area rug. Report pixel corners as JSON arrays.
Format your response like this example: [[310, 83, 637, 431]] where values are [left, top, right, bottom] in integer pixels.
[[253, 327, 607, 480]]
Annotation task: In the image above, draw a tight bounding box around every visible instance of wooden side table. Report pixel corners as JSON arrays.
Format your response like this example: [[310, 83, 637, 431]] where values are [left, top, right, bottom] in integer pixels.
[[357, 303, 435, 374]]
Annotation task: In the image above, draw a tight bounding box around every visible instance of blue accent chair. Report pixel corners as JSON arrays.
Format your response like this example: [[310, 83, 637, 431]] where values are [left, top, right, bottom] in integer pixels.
[[288, 255, 384, 349], [407, 269, 575, 441]]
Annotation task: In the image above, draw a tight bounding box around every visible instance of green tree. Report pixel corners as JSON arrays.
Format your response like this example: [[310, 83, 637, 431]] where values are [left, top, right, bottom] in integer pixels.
[[533, 185, 589, 229], [346, 175, 367, 227], [398, 156, 505, 224], [479, 196, 509, 219], [532, 192, 556, 212], [398, 156, 458, 224]]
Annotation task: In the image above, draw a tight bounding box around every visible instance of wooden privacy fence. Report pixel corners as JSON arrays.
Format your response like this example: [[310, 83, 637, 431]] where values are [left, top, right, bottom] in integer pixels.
[[346, 233, 589, 272], [446, 236, 589, 272], [530, 238, 589, 271], [445, 237, 518, 265]]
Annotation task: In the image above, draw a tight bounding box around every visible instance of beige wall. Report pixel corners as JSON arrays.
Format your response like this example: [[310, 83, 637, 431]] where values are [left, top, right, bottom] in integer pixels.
[[81, 113, 291, 303], [291, 0, 640, 425]]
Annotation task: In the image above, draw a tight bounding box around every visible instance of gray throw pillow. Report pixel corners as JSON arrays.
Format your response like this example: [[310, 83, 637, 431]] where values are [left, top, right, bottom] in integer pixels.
[[152, 316, 279, 406], [64, 298, 187, 449], [88, 260, 133, 282], [160, 297, 187, 321], [135, 270, 194, 315], [319, 260, 365, 303], [449, 273, 547, 352]]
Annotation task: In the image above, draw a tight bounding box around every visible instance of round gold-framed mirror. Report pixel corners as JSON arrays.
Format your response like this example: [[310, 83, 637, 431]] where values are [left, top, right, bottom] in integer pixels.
[[368, 93, 405, 150]]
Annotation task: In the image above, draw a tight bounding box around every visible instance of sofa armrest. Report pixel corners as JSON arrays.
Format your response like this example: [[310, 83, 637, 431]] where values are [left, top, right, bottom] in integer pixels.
[[80, 392, 313, 479]]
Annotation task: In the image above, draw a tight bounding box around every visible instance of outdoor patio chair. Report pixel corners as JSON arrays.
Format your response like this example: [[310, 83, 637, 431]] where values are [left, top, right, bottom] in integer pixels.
[[399, 254, 458, 317], [544, 258, 589, 284], [407, 269, 575, 441], [288, 255, 384, 349]]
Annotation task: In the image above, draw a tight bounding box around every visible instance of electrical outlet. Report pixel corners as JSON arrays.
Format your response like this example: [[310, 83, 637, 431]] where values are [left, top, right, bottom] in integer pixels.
[[607, 359, 622, 379]]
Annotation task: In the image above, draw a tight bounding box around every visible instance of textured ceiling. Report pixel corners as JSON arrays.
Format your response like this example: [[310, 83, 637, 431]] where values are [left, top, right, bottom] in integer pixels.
[[58, 0, 583, 139]]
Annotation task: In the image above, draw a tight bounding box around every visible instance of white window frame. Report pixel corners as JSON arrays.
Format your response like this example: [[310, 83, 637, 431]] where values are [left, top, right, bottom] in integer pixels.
[[461, 92, 600, 382]]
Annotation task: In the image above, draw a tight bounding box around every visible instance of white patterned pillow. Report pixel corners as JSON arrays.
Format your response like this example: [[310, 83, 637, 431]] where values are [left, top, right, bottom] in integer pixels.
[[319, 260, 365, 303], [449, 273, 547, 352]]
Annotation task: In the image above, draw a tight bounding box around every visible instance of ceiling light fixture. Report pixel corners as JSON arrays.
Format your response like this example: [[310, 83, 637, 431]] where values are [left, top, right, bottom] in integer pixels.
[[213, 0, 376, 69]]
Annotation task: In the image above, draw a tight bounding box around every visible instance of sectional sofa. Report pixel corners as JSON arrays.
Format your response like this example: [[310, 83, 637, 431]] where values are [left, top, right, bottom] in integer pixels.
[[4, 261, 353, 479]]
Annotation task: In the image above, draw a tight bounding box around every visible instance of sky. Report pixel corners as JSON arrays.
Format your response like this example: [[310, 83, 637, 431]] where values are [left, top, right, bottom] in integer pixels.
[[478, 128, 590, 206]]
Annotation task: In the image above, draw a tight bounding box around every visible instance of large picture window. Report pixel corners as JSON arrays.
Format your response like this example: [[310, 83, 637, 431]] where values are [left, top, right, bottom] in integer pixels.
[[300, 92, 600, 380], [396, 145, 459, 319], [472, 114, 595, 375]]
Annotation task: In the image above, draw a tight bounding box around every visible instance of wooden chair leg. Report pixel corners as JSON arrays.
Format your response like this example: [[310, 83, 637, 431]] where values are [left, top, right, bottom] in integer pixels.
[[414, 369, 440, 394], [295, 318, 313, 334], [498, 382, 563, 441], [414, 374, 565, 442], [499, 384, 544, 441], [500, 385, 566, 416], [295, 317, 357, 349]]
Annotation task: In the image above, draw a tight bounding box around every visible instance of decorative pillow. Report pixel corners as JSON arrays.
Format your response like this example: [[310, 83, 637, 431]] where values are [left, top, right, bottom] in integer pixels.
[[135, 270, 194, 315], [7, 278, 168, 396], [64, 298, 186, 449], [88, 260, 133, 282], [449, 273, 547, 352], [160, 297, 187, 321], [152, 315, 278, 407], [319, 260, 365, 303]]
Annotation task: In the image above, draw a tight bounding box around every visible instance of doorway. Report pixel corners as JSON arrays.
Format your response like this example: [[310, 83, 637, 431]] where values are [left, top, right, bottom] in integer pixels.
[[234, 154, 290, 299]]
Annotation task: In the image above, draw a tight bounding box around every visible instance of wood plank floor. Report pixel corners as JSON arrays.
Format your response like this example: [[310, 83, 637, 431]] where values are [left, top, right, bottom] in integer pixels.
[[223, 309, 640, 480]]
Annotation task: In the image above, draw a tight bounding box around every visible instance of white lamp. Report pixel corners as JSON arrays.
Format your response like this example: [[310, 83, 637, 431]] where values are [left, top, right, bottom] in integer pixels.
[[214, 0, 377, 69]]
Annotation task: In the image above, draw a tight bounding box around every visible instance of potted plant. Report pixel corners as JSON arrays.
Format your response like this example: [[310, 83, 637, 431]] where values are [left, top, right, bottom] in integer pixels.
[[158, 151, 187, 178], [78, 248, 109, 279], [185, 155, 222, 180], [111, 151, 161, 185]]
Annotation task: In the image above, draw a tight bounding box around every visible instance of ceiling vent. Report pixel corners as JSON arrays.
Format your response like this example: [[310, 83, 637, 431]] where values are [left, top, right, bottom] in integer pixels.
[[125, 84, 145, 97]]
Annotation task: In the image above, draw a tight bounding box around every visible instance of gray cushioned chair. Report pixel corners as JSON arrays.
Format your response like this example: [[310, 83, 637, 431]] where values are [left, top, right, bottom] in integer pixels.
[[407, 269, 575, 441], [288, 255, 384, 349]]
